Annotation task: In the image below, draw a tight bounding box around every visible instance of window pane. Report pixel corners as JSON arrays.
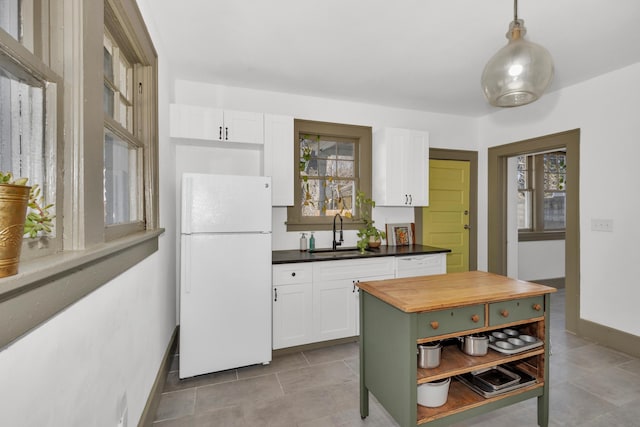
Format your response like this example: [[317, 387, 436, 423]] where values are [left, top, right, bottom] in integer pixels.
[[543, 192, 565, 230], [104, 129, 139, 225], [104, 83, 114, 117], [103, 45, 114, 82], [300, 178, 354, 217], [118, 95, 131, 130], [0, 0, 20, 38], [544, 153, 566, 191], [0, 61, 56, 237], [516, 155, 528, 190], [517, 190, 532, 229]]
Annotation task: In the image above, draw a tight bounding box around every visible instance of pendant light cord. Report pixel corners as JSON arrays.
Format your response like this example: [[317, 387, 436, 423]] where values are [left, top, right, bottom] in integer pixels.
[[514, 0, 518, 21]]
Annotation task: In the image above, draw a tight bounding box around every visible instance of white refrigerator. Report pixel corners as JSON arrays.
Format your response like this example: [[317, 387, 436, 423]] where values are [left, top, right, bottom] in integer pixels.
[[180, 173, 272, 378]]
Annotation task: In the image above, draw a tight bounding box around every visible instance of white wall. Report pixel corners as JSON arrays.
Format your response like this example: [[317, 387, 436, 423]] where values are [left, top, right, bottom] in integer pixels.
[[172, 80, 480, 250], [479, 62, 640, 336], [0, 3, 177, 425], [518, 241, 565, 282]]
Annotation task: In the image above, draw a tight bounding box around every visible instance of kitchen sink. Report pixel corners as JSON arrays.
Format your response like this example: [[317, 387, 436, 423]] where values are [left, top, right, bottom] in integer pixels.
[[311, 246, 365, 253], [308, 247, 373, 259]]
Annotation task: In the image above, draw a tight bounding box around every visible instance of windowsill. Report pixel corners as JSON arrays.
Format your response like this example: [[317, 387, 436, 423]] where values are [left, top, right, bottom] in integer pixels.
[[0, 229, 164, 349], [518, 230, 565, 242]]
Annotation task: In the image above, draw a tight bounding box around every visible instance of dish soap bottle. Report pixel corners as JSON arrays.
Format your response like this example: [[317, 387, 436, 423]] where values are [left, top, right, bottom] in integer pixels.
[[309, 232, 315, 252], [299, 233, 307, 251]]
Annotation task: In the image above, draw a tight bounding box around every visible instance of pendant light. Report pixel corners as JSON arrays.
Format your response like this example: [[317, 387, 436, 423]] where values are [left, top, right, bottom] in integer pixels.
[[481, 0, 554, 107]]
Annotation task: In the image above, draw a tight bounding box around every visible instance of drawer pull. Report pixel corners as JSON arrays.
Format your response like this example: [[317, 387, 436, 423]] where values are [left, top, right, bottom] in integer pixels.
[[532, 303, 542, 311], [291, 272, 296, 277], [500, 309, 509, 318], [430, 321, 439, 330], [471, 314, 480, 323]]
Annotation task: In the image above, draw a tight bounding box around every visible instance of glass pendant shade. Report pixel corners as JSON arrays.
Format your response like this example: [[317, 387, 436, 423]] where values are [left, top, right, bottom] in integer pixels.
[[481, 20, 554, 107]]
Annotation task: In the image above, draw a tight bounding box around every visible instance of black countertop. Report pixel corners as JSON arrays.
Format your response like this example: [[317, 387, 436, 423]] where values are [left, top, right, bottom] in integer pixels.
[[272, 244, 450, 264]]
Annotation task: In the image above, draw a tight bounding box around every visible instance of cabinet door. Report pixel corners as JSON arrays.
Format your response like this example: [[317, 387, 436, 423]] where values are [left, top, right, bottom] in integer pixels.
[[223, 110, 264, 144], [272, 283, 313, 349], [170, 104, 223, 141], [264, 114, 294, 206], [373, 127, 429, 206], [405, 130, 429, 206], [313, 279, 355, 342], [373, 128, 407, 206]]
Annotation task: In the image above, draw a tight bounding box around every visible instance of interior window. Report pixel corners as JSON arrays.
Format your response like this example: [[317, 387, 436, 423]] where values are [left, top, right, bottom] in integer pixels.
[[517, 151, 566, 240], [299, 135, 357, 218], [287, 119, 371, 232]]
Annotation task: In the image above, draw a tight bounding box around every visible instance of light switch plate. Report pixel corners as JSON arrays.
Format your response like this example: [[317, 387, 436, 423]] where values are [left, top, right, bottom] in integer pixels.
[[591, 218, 613, 232]]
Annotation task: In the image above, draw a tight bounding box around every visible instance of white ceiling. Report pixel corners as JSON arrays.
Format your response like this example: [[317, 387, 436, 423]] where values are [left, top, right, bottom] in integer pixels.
[[145, 0, 640, 117]]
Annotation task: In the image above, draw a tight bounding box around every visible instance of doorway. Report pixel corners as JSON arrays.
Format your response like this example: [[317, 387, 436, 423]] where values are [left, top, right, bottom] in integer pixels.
[[487, 129, 580, 333], [416, 149, 478, 272]]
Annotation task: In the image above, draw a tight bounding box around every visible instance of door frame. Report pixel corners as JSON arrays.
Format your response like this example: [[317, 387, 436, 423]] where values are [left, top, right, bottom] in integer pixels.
[[416, 148, 478, 271], [487, 129, 580, 333]]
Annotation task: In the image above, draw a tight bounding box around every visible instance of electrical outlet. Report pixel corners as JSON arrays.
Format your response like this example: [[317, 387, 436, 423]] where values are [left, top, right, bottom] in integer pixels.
[[591, 218, 613, 232]]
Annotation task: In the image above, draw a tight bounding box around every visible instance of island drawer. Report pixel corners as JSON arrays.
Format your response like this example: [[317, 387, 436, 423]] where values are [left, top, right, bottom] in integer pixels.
[[417, 304, 485, 339], [272, 263, 313, 285], [488, 296, 545, 327]]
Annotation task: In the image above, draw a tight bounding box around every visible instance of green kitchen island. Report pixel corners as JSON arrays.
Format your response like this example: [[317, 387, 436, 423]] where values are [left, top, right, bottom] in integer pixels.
[[358, 271, 556, 426]]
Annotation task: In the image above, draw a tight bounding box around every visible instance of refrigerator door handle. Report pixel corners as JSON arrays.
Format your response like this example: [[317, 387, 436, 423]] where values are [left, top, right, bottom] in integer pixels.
[[181, 238, 192, 294], [182, 176, 193, 234]]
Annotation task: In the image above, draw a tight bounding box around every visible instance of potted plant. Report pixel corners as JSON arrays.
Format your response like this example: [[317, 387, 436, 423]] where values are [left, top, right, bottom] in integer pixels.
[[355, 190, 386, 253], [0, 172, 55, 278]]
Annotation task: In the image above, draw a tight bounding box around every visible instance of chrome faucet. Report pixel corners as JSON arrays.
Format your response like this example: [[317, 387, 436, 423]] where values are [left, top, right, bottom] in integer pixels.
[[332, 213, 343, 250]]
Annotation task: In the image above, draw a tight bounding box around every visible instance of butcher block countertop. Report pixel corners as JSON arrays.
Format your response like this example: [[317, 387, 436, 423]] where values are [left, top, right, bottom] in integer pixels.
[[357, 270, 557, 313]]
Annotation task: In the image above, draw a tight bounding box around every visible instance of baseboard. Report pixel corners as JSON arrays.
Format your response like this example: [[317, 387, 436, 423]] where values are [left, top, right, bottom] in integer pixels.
[[273, 336, 358, 357], [138, 326, 178, 427], [578, 318, 640, 359]]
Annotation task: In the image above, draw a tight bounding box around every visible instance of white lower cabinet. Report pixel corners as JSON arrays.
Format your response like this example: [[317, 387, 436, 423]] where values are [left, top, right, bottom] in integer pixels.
[[272, 264, 313, 350], [313, 278, 356, 341], [272, 254, 446, 349]]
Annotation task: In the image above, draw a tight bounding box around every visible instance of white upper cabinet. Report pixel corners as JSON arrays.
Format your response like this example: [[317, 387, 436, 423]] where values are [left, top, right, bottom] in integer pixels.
[[264, 114, 294, 206], [170, 104, 264, 144], [372, 127, 429, 206]]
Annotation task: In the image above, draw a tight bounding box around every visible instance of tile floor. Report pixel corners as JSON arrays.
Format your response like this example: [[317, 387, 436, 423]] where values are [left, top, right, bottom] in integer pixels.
[[152, 289, 640, 426]]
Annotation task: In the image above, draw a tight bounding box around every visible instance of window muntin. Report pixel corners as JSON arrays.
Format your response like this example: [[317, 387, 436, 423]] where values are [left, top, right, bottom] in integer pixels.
[[517, 152, 566, 237], [299, 135, 357, 218]]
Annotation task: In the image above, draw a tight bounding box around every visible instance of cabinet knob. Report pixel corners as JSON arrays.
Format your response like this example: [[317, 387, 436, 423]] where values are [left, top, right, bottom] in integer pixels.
[[500, 309, 509, 318], [291, 272, 296, 277], [471, 314, 479, 323], [430, 321, 439, 330], [532, 303, 542, 311]]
